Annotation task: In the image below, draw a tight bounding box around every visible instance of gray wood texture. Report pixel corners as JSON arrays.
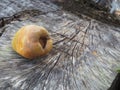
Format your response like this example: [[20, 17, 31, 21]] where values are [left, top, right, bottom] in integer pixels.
[[0, 0, 120, 90]]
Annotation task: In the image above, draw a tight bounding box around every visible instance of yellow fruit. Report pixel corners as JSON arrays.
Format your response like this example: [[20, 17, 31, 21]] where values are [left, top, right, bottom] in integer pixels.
[[12, 25, 53, 59]]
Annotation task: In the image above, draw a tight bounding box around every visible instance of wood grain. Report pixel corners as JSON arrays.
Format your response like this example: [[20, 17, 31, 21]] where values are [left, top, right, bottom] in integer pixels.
[[0, 0, 120, 90]]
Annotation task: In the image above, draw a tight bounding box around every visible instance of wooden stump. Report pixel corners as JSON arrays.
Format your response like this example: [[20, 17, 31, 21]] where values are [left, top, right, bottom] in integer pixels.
[[0, 0, 120, 90]]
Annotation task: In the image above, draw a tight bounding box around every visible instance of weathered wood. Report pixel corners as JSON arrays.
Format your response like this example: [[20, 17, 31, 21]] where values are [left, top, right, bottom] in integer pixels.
[[0, 0, 120, 90]]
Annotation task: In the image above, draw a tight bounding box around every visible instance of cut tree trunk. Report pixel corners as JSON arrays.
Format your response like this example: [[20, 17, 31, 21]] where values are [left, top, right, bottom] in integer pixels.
[[0, 0, 120, 90]]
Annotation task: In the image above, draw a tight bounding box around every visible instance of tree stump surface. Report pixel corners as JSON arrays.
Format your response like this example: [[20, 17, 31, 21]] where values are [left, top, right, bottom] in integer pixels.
[[0, 0, 120, 90]]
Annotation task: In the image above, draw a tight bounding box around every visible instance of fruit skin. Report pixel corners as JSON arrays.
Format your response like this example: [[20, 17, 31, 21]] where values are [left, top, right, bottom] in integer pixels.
[[12, 25, 53, 59]]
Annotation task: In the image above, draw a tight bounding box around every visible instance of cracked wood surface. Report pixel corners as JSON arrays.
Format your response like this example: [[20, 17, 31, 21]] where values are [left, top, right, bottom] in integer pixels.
[[0, 0, 120, 90]]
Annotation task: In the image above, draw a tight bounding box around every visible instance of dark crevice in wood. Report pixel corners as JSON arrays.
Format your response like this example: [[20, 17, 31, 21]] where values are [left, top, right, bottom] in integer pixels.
[[79, 23, 90, 53], [71, 42, 79, 89], [0, 9, 47, 38], [23, 55, 57, 89], [0, 18, 4, 27], [41, 54, 61, 90], [52, 22, 90, 58], [0, 9, 61, 38]]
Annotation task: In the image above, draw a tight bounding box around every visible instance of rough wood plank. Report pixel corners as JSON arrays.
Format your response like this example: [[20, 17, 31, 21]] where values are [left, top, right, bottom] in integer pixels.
[[0, 0, 120, 90]]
